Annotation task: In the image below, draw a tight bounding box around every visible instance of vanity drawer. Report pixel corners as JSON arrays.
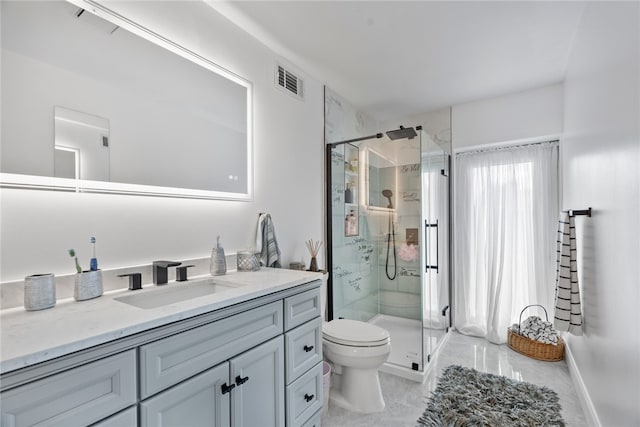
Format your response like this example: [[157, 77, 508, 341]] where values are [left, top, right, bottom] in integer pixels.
[[284, 287, 321, 331], [140, 300, 283, 399], [300, 408, 322, 427], [285, 317, 322, 384], [285, 362, 323, 427], [0, 350, 136, 427]]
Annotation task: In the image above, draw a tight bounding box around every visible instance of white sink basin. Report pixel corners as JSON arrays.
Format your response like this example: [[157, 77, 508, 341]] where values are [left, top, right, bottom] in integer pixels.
[[114, 279, 234, 309]]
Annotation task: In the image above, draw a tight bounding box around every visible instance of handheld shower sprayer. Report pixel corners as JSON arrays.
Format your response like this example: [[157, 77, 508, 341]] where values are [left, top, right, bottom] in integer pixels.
[[382, 189, 394, 209]]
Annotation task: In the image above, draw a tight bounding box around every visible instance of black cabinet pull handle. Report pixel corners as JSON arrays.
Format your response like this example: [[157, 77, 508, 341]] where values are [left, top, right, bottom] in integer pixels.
[[304, 393, 314, 402], [235, 375, 249, 386], [221, 383, 235, 394], [303, 345, 314, 352]]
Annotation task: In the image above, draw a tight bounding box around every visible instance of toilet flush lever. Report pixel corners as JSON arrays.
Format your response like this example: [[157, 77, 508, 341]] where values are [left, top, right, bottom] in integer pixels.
[[303, 345, 314, 352]]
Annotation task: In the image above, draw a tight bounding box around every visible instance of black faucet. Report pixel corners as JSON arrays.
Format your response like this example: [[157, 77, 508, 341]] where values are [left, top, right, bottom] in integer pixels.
[[152, 261, 182, 285], [176, 265, 195, 282], [119, 272, 143, 290]]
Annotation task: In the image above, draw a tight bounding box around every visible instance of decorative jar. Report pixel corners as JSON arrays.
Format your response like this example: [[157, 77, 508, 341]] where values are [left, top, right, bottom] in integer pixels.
[[237, 251, 260, 272]]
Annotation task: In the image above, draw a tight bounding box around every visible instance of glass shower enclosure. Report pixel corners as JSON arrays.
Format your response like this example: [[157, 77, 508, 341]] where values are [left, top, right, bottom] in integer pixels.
[[325, 126, 450, 381]]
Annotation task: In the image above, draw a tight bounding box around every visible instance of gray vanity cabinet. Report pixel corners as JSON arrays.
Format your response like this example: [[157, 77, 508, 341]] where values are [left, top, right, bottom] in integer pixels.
[[0, 279, 323, 427], [140, 336, 285, 427], [138, 302, 285, 427]]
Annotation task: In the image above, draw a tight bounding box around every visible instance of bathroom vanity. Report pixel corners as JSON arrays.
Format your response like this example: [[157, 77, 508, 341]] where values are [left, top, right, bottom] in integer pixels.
[[0, 269, 323, 427]]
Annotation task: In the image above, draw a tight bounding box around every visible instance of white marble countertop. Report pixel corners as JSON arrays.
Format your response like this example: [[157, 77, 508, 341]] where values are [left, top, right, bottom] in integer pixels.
[[0, 268, 322, 374]]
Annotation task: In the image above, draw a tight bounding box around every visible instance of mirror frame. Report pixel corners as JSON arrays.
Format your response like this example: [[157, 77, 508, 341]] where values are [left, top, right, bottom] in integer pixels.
[[0, 0, 253, 201]]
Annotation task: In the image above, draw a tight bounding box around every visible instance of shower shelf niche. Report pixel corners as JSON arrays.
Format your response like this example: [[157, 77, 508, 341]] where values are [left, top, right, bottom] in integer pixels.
[[344, 143, 359, 236]]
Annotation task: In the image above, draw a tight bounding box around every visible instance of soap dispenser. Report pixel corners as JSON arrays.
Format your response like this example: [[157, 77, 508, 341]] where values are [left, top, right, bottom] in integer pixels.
[[210, 236, 227, 276]]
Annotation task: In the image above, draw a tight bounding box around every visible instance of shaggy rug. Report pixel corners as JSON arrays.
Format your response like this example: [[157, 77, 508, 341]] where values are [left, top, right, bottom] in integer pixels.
[[416, 365, 565, 427]]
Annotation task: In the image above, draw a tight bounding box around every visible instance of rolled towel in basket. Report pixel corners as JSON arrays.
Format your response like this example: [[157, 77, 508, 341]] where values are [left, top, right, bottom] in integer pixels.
[[511, 315, 559, 345]]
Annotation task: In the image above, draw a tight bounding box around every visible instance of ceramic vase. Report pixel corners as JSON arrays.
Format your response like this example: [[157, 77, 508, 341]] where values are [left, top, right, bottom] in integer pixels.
[[24, 273, 56, 311]]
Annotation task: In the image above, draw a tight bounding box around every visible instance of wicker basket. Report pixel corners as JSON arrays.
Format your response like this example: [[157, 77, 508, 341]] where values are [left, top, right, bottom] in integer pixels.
[[508, 304, 564, 362]]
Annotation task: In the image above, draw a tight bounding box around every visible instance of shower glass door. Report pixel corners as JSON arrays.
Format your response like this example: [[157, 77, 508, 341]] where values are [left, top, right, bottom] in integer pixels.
[[327, 132, 424, 372], [421, 130, 451, 361]]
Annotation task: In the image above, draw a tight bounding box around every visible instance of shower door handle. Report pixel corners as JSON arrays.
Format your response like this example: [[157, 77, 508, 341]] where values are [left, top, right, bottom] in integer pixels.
[[425, 219, 439, 273]]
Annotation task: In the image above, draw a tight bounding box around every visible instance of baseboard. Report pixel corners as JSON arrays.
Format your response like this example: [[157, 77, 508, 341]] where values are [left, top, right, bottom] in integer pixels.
[[564, 340, 602, 427]]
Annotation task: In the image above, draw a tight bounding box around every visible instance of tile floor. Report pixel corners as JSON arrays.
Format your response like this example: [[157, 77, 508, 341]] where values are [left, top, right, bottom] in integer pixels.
[[321, 331, 587, 426]]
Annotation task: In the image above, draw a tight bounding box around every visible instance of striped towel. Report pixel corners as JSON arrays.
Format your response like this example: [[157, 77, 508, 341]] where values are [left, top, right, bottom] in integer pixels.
[[553, 212, 583, 335], [256, 213, 282, 268]]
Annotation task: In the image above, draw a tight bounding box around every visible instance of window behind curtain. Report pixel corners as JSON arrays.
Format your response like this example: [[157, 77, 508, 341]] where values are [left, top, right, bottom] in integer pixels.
[[454, 141, 559, 344]]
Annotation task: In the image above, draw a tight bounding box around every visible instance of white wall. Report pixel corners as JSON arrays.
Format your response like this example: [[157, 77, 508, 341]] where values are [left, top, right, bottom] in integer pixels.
[[0, 1, 324, 281], [452, 83, 564, 149], [561, 2, 639, 425]]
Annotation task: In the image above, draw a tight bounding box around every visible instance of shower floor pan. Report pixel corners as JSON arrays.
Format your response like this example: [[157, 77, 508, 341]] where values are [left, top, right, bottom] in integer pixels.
[[370, 314, 449, 383]]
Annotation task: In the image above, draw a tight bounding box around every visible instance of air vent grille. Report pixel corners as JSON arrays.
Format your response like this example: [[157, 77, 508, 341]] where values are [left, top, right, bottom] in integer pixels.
[[276, 64, 304, 100]]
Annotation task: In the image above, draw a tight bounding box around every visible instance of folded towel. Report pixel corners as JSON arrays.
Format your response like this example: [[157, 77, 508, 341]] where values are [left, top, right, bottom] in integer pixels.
[[256, 213, 282, 268]]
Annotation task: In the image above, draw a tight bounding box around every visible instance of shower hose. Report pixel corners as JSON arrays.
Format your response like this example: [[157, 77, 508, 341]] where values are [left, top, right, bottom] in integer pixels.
[[386, 211, 397, 280]]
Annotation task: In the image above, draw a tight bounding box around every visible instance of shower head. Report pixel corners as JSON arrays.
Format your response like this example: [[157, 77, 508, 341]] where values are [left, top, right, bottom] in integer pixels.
[[382, 189, 393, 209], [386, 126, 417, 140]]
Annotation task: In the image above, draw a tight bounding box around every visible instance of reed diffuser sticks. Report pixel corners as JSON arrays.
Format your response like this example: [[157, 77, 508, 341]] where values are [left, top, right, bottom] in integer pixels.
[[305, 239, 322, 272], [305, 239, 322, 258]]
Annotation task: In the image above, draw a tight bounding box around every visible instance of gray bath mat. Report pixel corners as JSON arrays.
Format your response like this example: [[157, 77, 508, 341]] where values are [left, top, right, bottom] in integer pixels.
[[417, 365, 565, 426]]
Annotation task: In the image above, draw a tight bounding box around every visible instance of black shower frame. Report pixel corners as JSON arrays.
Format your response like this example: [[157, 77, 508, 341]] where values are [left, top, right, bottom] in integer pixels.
[[324, 127, 423, 321]]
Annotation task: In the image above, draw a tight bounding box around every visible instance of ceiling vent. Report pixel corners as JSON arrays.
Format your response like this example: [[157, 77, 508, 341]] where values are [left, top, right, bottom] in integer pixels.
[[275, 63, 304, 100]]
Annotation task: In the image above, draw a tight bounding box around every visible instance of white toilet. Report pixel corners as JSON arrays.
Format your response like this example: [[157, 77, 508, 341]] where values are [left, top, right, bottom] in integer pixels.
[[322, 319, 391, 413]]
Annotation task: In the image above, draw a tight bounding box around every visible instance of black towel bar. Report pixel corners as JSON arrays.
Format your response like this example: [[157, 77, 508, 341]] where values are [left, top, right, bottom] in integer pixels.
[[565, 207, 592, 217]]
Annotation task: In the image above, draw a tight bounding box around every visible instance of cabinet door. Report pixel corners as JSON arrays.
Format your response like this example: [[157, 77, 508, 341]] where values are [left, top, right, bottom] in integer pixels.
[[139, 363, 230, 427], [230, 336, 285, 427]]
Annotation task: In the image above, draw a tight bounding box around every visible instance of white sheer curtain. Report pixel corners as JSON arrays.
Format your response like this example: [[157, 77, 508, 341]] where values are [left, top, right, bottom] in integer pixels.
[[454, 141, 559, 344]]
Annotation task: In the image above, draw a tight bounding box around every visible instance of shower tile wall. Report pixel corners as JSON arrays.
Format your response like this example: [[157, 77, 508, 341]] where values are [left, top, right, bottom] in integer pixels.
[[326, 87, 380, 321], [375, 164, 422, 320]]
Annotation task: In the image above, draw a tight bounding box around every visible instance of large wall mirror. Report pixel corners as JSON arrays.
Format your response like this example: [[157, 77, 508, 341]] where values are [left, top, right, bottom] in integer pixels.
[[1, 0, 253, 200]]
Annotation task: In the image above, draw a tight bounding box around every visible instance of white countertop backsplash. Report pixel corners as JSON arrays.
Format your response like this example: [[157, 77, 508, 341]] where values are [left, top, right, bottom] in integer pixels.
[[0, 255, 234, 310], [0, 268, 322, 374]]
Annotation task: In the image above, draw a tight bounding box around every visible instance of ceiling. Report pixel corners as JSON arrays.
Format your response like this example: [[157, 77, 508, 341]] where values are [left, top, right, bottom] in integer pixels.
[[210, 1, 585, 122]]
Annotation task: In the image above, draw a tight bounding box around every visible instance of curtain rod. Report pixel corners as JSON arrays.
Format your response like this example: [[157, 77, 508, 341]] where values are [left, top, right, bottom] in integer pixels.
[[455, 138, 559, 156]]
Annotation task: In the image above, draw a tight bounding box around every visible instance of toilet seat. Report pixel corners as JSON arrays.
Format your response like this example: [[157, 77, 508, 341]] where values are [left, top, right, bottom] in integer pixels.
[[323, 319, 390, 347]]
